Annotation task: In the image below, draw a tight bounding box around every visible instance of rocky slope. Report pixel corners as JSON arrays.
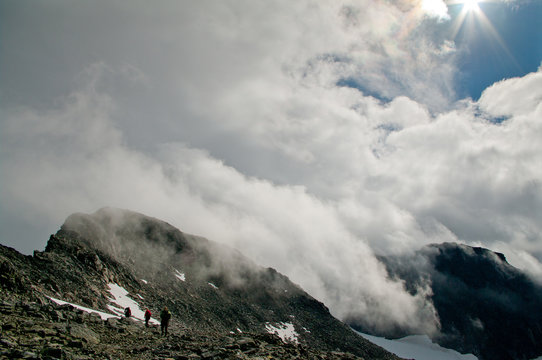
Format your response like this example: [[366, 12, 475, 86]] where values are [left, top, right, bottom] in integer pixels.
[[0, 207, 401, 360], [0, 297, 376, 359], [364, 242, 542, 360]]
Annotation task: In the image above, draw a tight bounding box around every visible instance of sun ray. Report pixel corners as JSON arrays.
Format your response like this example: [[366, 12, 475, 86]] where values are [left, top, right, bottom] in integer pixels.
[[449, 0, 482, 39], [447, 0, 522, 73], [472, 8, 522, 71]]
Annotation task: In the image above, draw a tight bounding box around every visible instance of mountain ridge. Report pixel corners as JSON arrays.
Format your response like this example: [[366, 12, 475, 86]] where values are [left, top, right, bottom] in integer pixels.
[[0, 207, 401, 360], [5, 207, 540, 360]]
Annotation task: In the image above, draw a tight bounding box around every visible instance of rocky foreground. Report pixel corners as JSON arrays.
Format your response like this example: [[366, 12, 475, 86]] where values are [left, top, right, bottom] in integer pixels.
[[0, 297, 368, 360]]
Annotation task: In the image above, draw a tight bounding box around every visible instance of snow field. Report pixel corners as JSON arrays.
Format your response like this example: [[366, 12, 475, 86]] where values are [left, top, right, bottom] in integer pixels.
[[47, 296, 117, 320], [107, 283, 160, 325], [48, 285, 160, 326], [265, 322, 299, 344], [174, 269, 186, 281], [358, 332, 478, 360]]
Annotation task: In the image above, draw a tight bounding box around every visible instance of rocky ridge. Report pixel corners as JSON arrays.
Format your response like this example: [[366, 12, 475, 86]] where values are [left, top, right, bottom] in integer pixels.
[[0, 207, 401, 360]]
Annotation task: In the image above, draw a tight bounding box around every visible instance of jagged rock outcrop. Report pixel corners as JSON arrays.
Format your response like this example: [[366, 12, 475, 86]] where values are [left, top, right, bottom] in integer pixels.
[[366, 242, 542, 360], [0, 207, 401, 360]]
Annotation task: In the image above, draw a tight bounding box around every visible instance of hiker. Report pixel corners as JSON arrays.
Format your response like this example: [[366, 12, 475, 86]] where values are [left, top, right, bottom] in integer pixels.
[[144, 308, 151, 327], [124, 307, 131, 318], [160, 306, 171, 336]]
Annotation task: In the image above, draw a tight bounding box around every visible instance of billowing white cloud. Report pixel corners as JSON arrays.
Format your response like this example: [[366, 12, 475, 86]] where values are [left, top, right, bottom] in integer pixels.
[[0, 77, 440, 334], [3, 61, 541, 335], [421, 0, 450, 19], [1, 0, 541, 336], [478, 68, 542, 117]]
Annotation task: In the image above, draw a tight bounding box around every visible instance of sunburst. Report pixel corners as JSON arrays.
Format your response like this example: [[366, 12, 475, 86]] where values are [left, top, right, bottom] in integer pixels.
[[447, 0, 520, 72], [462, 0, 480, 12]]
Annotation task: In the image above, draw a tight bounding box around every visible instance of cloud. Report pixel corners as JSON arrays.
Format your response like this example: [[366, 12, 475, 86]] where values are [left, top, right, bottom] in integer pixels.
[[0, 72, 440, 334], [478, 68, 542, 117], [4, 61, 541, 335], [1, 0, 541, 336], [421, 0, 450, 19], [377, 68, 542, 259]]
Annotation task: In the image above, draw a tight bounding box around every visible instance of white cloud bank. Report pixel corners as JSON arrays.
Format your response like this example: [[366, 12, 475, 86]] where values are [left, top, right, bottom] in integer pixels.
[[2, 63, 541, 334], [1, 1, 541, 335]]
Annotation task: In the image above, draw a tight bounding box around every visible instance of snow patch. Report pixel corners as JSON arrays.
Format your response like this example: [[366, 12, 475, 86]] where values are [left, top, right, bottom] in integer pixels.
[[137, 294, 144, 300], [208, 282, 218, 289], [107, 283, 159, 325], [357, 332, 478, 360], [265, 322, 299, 344], [141, 279, 148, 284], [174, 269, 186, 281], [47, 296, 117, 320]]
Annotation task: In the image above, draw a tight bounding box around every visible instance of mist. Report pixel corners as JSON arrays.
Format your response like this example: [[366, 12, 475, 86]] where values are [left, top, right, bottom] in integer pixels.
[[2, 0, 542, 335]]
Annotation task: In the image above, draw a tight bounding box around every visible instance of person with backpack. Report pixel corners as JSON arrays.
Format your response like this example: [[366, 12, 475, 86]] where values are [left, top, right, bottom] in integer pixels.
[[160, 306, 171, 336], [144, 308, 151, 327]]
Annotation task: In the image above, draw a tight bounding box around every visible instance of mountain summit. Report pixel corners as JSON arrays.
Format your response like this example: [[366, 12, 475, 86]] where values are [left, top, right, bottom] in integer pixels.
[[370, 242, 542, 360], [0, 207, 400, 359]]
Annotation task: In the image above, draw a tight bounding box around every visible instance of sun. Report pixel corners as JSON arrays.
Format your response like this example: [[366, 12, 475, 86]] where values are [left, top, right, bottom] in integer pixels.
[[463, 0, 480, 12]]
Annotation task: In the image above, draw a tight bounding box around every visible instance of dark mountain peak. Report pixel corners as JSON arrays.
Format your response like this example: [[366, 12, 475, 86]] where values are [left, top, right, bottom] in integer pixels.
[[423, 242, 525, 291], [377, 241, 542, 360], [427, 242, 508, 264]]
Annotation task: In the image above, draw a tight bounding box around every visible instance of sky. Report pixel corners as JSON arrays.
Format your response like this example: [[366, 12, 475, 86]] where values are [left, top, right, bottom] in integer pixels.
[[1, 0, 541, 335]]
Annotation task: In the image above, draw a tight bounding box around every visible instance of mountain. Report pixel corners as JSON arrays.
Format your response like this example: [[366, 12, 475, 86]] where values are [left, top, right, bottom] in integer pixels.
[[361, 242, 542, 360], [0, 207, 401, 360]]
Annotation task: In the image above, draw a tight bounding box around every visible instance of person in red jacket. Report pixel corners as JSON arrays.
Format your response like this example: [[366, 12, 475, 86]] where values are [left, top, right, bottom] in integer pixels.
[[144, 308, 151, 327]]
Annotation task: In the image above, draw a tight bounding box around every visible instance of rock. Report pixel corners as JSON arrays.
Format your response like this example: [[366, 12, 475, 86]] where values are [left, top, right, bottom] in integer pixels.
[[200, 350, 223, 359], [22, 350, 39, 359], [41, 346, 63, 359], [106, 317, 120, 329], [0, 338, 17, 348], [68, 339, 84, 348], [38, 327, 57, 337], [237, 337, 257, 350], [1, 324, 15, 332], [88, 312, 102, 323], [69, 324, 100, 344]]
